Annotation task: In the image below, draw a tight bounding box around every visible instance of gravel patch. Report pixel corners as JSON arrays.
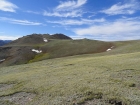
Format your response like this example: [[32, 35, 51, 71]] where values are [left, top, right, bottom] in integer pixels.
[[0, 92, 36, 105], [0, 84, 14, 91]]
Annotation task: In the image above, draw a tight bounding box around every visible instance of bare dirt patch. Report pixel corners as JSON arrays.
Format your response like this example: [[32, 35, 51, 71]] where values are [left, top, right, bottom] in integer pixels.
[[75, 91, 125, 105], [80, 99, 124, 105], [0, 84, 14, 91], [0, 92, 36, 105], [80, 99, 106, 105]]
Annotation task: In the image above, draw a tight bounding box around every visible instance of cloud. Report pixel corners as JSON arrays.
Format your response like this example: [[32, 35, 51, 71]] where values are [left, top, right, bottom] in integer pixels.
[[43, 0, 87, 17], [101, 0, 140, 15], [0, 0, 18, 12], [74, 17, 140, 41], [0, 17, 42, 25], [43, 10, 82, 17], [26, 0, 87, 17], [56, 0, 87, 11], [46, 18, 105, 25], [0, 35, 19, 40], [26, 10, 40, 15]]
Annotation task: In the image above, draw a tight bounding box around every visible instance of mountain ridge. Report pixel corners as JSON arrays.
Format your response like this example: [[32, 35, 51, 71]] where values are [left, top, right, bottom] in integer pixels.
[[0, 33, 113, 66], [1, 33, 140, 67], [5, 33, 72, 46], [0, 40, 12, 46]]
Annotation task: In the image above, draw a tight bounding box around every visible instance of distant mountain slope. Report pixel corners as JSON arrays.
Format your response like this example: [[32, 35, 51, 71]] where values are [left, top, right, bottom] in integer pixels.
[[0, 34, 112, 66], [5, 33, 72, 46], [0, 46, 36, 66], [112, 40, 140, 53], [99, 40, 140, 56], [0, 40, 11, 46], [29, 39, 113, 63], [51, 33, 72, 39], [1, 35, 140, 67]]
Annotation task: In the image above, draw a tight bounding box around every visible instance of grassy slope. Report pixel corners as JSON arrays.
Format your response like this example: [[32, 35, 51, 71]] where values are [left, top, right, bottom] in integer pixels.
[[85, 40, 140, 57], [0, 40, 140, 105], [29, 39, 112, 63], [110, 40, 140, 54], [0, 39, 112, 66]]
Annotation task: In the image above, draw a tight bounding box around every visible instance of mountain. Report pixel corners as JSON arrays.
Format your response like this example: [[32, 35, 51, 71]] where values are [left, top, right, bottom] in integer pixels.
[[0, 39, 140, 105], [5, 33, 72, 46], [51, 33, 72, 39], [0, 35, 140, 105], [0, 40, 11, 46], [0, 33, 112, 66]]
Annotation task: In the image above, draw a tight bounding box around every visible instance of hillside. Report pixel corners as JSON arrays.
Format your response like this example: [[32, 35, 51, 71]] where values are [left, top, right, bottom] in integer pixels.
[[0, 37, 140, 104], [1, 34, 140, 67], [5, 33, 72, 46], [0, 34, 113, 66], [0, 47, 140, 105]]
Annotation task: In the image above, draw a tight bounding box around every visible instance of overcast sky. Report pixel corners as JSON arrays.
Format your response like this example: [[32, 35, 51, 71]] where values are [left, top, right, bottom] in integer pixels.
[[0, 0, 140, 41]]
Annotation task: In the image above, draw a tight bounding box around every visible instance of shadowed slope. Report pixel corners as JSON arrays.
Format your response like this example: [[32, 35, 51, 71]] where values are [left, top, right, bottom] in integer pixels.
[[0, 34, 112, 66], [0, 40, 11, 46]]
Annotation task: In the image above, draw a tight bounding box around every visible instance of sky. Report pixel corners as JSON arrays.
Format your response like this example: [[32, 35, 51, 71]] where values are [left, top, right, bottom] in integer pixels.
[[0, 0, 140, 41]]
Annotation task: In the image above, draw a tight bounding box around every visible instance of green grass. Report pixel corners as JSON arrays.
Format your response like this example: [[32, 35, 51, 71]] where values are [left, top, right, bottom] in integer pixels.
[[38, 39, 112, 60], [28, 53, 50, 63], [0, 50, 140, 104], [0, 39, 113, 66], [111, 40, 140, 54]]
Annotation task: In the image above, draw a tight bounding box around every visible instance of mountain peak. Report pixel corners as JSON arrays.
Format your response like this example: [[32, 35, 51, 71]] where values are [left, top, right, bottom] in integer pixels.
[[5, 33, 72, 46], [51, 33, 72, 39]]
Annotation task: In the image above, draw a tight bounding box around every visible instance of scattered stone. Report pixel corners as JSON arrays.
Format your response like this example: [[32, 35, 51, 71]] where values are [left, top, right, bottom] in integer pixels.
[[0, 92, 36, 105], [108, 99, 123, 105]]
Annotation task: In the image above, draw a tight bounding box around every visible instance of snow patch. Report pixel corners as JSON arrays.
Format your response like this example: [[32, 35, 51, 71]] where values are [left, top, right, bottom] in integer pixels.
[[106, 46, 114, 52], [43, 38, 48, 42], [106, 49, 111, 51], [0, 59, 5, 62], [111, 46, 114, 49], [32, 49, 42, 53]]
